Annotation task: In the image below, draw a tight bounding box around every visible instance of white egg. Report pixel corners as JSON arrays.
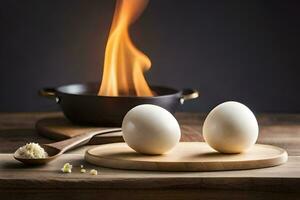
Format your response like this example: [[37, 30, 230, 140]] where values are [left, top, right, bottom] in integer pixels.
[[122, 104, 181, 155], [203, 101, 259, 153]]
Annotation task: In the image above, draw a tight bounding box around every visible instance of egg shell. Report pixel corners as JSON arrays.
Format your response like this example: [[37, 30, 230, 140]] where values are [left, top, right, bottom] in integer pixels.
[[203, 101, 259, 153], [122, 104, 181, 155]]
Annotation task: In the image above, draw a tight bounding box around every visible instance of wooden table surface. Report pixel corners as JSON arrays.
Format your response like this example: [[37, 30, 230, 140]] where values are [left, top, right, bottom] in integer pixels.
[[0, 112, 300, 200]]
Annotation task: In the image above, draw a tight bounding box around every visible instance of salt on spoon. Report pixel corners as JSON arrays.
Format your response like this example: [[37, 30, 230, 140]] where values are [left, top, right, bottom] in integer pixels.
[[13, 128, 122, 165], [15, 143, 48, 159]]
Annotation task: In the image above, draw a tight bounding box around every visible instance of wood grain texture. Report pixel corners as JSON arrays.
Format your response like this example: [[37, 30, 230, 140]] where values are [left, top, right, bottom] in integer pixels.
[[1, 154, 300, 187], [0, 112, 300, 199], [2, 190, 299, 200], [85, 142, 288, 171]]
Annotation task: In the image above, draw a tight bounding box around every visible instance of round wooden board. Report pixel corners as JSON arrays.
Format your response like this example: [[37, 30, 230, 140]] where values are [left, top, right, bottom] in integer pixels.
[[85, 142, 288, 171], [36, 117, 124, 144]]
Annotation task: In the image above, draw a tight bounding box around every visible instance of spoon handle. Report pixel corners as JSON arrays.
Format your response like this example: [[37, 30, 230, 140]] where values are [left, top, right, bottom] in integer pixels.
[[44, 128, 122, 154]]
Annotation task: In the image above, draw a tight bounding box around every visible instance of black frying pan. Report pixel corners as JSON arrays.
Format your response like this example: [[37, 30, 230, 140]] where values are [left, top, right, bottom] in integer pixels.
[[40, 83, 199, 126]]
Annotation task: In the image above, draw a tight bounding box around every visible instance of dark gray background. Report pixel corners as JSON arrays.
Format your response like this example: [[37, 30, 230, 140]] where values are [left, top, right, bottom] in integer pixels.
[[1, 0, 299, 113]]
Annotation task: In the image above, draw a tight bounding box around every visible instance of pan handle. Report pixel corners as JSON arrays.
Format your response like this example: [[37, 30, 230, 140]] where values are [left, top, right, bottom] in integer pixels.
[[180, 89, 199, 104], [39, 88, 60, 103]]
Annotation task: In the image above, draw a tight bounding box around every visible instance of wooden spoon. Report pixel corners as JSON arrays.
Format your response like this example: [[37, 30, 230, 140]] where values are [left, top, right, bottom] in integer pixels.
[[14, 128, 121, 165]]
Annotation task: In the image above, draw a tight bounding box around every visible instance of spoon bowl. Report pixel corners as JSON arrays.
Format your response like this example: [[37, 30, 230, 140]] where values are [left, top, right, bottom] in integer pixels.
[[14, 128, 121, 165], [14, 145, 61, 165]]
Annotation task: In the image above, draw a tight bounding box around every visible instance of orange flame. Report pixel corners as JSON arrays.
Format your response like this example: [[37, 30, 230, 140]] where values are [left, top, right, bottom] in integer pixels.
[[98, 0, 153, 96]]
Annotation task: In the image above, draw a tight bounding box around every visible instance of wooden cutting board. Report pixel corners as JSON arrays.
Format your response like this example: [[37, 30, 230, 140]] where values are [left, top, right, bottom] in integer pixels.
[[85, 142, 288, 171], [36, 117, 124, 144]]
